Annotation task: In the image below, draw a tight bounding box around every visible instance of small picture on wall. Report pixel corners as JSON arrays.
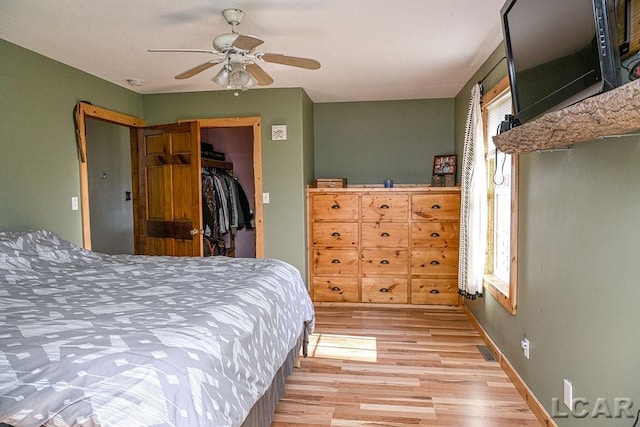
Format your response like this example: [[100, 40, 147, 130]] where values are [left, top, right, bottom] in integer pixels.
[[433, 155, 457, 175]]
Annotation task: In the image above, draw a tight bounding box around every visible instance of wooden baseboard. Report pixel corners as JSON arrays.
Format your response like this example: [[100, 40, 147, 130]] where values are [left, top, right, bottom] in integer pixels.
[[462, 304, 558, 427]]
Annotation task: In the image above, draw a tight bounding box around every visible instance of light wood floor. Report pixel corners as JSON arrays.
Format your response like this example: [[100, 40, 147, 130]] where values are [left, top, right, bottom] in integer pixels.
[[272, 305, 542, 426]]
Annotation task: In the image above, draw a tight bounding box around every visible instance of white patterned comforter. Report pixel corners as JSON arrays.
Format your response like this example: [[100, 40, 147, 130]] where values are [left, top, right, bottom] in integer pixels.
[[0, 230, 314, 427]]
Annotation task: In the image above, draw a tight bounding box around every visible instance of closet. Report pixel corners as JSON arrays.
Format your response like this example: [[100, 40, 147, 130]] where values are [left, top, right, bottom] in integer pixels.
[[201, 158, 254, 257], [201, 126, 256, 258], [133, 120, 260, 258]]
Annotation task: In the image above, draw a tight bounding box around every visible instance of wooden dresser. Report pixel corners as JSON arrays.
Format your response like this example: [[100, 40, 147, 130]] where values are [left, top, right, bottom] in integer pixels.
[[307, 185, 461, 305]]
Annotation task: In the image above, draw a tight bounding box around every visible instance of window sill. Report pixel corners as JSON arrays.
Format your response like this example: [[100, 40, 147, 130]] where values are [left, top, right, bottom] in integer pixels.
[[484, 274, 516, 315]]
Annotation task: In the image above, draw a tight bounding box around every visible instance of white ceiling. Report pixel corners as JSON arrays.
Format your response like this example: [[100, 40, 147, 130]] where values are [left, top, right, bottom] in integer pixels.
[[0, 0, 506, 103]]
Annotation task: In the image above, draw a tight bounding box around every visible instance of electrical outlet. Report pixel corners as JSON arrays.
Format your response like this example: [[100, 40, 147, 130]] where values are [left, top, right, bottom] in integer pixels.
[[71, 197, 79, 211], [521, 337, 530, 359], [563, 379, 573, 409]]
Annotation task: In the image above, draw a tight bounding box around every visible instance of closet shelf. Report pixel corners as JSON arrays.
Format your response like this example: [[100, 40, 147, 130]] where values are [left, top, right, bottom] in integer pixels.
[[202, 158, 233, 170], [493, 78, 640, 154]]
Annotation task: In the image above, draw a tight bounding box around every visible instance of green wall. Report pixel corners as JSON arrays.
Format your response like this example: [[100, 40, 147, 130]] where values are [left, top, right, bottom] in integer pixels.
[[314, 99, 455, 185], [0, 39, 313, 275], [456, 44, 640, 426], [0, 39, 143, 244], [142, 88, 313, 273]]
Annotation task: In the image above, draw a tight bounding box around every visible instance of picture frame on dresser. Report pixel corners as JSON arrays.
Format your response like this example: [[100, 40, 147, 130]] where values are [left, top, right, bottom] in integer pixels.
[[433, 154, 457, 175]]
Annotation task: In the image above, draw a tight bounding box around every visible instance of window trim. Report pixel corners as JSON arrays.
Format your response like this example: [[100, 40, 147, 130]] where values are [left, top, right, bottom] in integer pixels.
[[481, 76, 518, 315]]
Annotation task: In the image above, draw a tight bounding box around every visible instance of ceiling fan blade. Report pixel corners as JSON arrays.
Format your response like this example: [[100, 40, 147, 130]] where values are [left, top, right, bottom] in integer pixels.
[[148, 48, 219, 55], [246, 63, 274, 86], [175, 61, 222, 79], [260, 53, 321, 70], [233, 34, 264, 51]]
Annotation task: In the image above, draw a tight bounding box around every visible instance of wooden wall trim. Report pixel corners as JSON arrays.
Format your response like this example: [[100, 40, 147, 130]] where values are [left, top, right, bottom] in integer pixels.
[[462, 304, 558, 427], [79, 102, 145, 127], [75, 102, 145, 249]]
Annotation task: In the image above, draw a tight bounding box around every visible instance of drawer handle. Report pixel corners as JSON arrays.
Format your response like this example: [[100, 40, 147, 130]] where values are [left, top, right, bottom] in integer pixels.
[[379, 287, 390, 293], [431, 204, 441, 209], [331, 286, 342, 292], [430, 289, 440, 294], [331, 232, 341, 237], [430, 260, 440, 265], [380, 260, 390, 265], [331, 259, 341, 264], [380, 204, 390, 209], [430, 232, 440, 237], [380, 232, 390, 237], [331, 204, 341, 209]]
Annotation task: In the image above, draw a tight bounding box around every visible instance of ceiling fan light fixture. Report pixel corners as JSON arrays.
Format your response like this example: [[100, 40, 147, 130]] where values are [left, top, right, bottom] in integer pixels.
[[243, 72, 258, 90], [212, 66, 230, 87], [228, 62, 250, 89], [150, 8, 319, 90], [222, 9, 245, 26]]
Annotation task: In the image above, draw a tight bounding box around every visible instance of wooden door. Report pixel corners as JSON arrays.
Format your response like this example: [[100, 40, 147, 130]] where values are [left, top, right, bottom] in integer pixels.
[[132, 122, 203, 256]]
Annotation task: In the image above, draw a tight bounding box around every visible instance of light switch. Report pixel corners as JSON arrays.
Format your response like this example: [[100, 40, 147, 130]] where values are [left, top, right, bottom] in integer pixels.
[[71, 197, 79, 211], [263, 193, 270, 204]]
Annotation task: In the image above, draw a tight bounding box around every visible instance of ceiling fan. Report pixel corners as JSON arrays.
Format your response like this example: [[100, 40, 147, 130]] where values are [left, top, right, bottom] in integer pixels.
[[148, 8, 320, 91]]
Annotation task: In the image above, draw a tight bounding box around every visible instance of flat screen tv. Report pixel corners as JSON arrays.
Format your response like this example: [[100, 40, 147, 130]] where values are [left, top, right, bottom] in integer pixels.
[[501, 0, 620, 124]]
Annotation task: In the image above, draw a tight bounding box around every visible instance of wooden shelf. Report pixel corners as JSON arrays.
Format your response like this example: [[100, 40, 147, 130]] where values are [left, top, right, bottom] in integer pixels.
[[493, 78, 640, 154], [202, 158, 232, 170]]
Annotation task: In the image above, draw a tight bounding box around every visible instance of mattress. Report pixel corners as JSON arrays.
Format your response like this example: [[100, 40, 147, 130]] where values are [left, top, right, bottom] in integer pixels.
[[0, 230, 314, 427]]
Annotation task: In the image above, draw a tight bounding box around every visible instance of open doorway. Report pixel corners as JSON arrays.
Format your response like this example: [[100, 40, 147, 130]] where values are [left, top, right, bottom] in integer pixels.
[[201, 126, 256, 258], [85, 118, 134, 254]]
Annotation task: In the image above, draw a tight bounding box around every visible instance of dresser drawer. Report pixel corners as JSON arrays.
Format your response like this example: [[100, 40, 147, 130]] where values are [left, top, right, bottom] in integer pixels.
[[411, 249, 458, 276], [362, 277, 408, 303], [411, 278, 458, 305], [311, 194, 359, 220], [361, 249, 408, 275], [313, 222, 358, 247], [313, 249, 359, 275], [361, 222, 409, 248], [411, 194, 460, 222], [313, 277, 359, 302], [361, 194, 409, 221], [411, 223, 459, 248]]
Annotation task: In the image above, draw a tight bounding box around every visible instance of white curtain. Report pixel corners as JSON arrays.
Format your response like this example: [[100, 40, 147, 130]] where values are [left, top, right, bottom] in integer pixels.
[[458, 83, 487, 299]]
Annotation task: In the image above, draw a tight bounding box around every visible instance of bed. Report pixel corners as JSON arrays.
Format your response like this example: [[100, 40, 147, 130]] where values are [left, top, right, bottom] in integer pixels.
[[0, 230, 315, 427]]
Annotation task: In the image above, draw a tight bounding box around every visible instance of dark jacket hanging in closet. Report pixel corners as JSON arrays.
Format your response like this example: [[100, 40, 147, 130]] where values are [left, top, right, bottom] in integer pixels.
[[201, 168, 253, 256]]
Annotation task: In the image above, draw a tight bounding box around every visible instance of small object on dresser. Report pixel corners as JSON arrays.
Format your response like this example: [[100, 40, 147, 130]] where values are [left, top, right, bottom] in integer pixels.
[[444, 174, 456, 187], [431, 175, 443, 186], [315, 178, 347, 188], [384, 179, 393, 188], [433, 154, 457, 175]]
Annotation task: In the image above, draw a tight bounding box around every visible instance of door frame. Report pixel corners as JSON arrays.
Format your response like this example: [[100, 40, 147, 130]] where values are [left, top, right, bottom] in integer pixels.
[[75, 102, 264, 257], [189, 117, 264, 258], [75, 102, 145, 250]]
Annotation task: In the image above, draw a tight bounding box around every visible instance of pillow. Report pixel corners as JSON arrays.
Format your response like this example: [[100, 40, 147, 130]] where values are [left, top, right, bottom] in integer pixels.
[[0, 230, 74, 257]]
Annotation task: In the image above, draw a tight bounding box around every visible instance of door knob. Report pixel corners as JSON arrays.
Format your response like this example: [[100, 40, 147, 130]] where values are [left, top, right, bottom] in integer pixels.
[[190, 228, 203, 236]]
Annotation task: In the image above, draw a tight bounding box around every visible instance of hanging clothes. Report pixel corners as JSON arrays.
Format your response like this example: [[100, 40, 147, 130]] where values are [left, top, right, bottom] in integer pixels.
[[201, 168, 254, 256]]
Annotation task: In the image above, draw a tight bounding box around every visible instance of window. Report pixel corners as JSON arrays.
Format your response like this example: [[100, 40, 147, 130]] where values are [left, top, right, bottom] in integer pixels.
[[481, 76, 518, 314]]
